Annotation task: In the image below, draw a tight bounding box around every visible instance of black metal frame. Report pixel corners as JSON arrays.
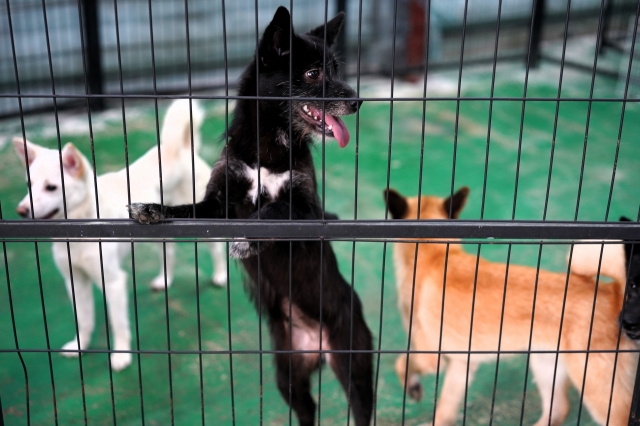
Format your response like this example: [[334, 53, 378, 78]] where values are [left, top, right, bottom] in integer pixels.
[[2, 0, 640, 424]]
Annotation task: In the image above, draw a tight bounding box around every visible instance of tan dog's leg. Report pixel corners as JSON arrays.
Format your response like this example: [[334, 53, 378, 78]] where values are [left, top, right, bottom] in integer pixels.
[[565, 351, 635, 426], [431, 358, 477, 426], [530, 353, 570, 426]]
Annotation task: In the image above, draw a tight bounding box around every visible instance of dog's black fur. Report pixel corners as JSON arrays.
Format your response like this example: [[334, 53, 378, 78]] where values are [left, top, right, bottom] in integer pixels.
[[618, 216, 640, 341], [129, 7, 373, 426]]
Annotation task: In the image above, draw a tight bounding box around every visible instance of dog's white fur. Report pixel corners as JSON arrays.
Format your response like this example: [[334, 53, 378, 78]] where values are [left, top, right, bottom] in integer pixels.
[[14, 100, 227, 371]]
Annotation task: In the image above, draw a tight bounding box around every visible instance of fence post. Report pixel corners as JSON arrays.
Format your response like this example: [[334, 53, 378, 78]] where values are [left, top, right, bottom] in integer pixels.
[[529, 0, 546, 68], [82, 0, 104, 110]]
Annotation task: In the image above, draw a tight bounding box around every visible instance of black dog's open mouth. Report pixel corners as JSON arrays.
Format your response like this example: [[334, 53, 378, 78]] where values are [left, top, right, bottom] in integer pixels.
[[299, 104, 350, 148]]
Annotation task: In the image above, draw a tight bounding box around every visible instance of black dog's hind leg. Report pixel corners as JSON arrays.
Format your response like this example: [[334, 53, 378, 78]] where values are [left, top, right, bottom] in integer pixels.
[[273, 320, 318, 426], [328, 295, 373, 426]]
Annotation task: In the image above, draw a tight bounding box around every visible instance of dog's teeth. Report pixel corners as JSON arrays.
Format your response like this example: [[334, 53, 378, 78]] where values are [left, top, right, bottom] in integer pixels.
[[314, 116, 318, 120], [328, 124, 333, 130], [303, 104, 309, 112]]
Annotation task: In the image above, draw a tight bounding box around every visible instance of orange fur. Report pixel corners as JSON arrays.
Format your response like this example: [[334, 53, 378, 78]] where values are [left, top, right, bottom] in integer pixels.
[[389, 191, 636, 426]]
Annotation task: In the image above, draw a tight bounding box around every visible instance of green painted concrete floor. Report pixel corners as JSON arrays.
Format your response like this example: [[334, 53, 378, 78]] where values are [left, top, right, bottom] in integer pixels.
[[1, 61, 639, 425]]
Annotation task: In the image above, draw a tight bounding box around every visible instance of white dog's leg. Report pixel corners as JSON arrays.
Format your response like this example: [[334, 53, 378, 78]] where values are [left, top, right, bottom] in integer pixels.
[[210, 242, 227, 286], [101, 268, 132, 371], [61, 272, 94, 357], [151, 242, 174, 291]]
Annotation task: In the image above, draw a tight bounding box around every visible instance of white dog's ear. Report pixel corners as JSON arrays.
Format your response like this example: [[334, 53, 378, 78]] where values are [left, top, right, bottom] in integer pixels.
[[13, 137, 39, 167], [61, 143, 85, 178]]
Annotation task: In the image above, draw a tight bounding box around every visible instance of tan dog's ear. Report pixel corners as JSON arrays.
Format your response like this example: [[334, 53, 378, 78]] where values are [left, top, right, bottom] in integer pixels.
[[61, 143, 85, 178], [13, 137, 39, 166], [443, 186, 470, 219], [383, 188, 408, 219]]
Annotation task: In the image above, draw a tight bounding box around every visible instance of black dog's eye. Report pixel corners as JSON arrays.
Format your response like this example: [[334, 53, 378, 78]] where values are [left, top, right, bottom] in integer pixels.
[[45, 184, 57, 191], [305, 69, 321, 80]]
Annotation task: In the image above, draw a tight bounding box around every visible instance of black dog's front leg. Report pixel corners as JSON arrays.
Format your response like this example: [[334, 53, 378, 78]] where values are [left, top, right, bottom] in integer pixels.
[[128, 197, 224, 224]]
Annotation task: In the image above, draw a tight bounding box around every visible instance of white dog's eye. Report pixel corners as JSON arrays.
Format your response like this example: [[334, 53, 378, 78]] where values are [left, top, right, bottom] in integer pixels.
[[45, 184, 58, 191]]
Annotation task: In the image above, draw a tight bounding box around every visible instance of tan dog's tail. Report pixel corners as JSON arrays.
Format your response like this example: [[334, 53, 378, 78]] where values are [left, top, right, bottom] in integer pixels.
[[160, 99, 205, 156], [569, 241, 626, 297]]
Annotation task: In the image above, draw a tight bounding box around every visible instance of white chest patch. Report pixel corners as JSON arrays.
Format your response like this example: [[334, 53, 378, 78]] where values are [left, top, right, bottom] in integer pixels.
[[244, 164, 290, 204]]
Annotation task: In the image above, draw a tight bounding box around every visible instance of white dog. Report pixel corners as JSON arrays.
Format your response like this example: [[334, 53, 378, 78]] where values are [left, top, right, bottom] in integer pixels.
[[14, 100, 227, 371]]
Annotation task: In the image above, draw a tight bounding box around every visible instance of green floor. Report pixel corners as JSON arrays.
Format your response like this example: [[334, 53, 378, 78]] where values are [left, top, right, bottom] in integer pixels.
[[1, 62, 639, 425]]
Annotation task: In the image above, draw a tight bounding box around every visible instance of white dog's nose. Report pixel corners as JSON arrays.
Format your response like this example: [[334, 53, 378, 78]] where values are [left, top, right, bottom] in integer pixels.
[[16, 205, 29, 218]]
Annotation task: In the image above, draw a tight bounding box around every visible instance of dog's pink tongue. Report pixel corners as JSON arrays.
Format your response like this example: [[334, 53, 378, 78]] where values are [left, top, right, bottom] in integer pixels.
[[324, 114, 350, 148]]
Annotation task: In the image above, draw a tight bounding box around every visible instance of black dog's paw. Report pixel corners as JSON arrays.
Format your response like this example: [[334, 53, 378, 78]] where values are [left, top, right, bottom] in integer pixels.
[[324, 211, 339, 220], [408, 382, 423, 402], [128, 203, 165, 224], [230, 241, 258, 259]]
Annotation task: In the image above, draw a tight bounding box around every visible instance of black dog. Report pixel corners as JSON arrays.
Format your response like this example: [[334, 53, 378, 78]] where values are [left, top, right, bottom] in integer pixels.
[[129, 7, 373, 426], [618, 216, 640, 341]]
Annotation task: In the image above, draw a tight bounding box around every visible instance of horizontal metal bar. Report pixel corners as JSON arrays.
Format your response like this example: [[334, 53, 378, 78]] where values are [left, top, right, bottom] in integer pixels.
[[0, 93, 637, 102], [1, 219, 639, 241]]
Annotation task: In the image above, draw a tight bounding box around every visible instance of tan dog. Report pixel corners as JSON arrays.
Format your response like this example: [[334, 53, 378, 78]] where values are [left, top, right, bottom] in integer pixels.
[[384, 187, 636, 426]]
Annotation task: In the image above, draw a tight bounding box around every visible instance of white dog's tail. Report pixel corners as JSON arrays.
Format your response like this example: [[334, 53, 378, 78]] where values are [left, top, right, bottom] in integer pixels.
[[160, 99, 205, 156], [569, 241, 626, 293]]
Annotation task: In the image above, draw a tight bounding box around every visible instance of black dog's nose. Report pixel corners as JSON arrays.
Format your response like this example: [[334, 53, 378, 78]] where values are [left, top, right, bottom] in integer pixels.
[[349, 99, 362, 112]]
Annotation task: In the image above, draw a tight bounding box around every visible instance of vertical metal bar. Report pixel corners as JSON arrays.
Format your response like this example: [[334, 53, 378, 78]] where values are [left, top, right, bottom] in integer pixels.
[[288, 4, 295, 423], [336, 0, 347, 65], [251, 3, 264, 419], [182, 2, 206, 423], [378, 0, 399, 423], [3, 2, 58, 421], [145, 1, 172, 422], [573, 0, 608, 222], [630, 238, 640, 425], [431, 243, 451, 424], [73, 0, 119, 419], [221, 1, 236, 423], [1, 204, 30, 425], [398, 0, 432, 421], [630, 354, 640, 425], [529, 0, 546, 68], [36, 0, 90, 424], [81, 0, 104, 110], [111, 0, 145, 421], [599, 0, 614, 53]]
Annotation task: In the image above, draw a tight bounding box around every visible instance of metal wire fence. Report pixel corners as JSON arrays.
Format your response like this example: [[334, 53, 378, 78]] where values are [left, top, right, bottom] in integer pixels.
[[1, 0, 640, 424]]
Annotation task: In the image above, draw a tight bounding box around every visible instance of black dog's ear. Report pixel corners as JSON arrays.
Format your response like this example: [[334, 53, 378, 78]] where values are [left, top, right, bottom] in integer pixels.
[[443, 187, 470, 219], [259, 7, 293, 67], [621, 216, 632, 222], [383, 188, 408, 219], [306, 12, 345, 47]]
